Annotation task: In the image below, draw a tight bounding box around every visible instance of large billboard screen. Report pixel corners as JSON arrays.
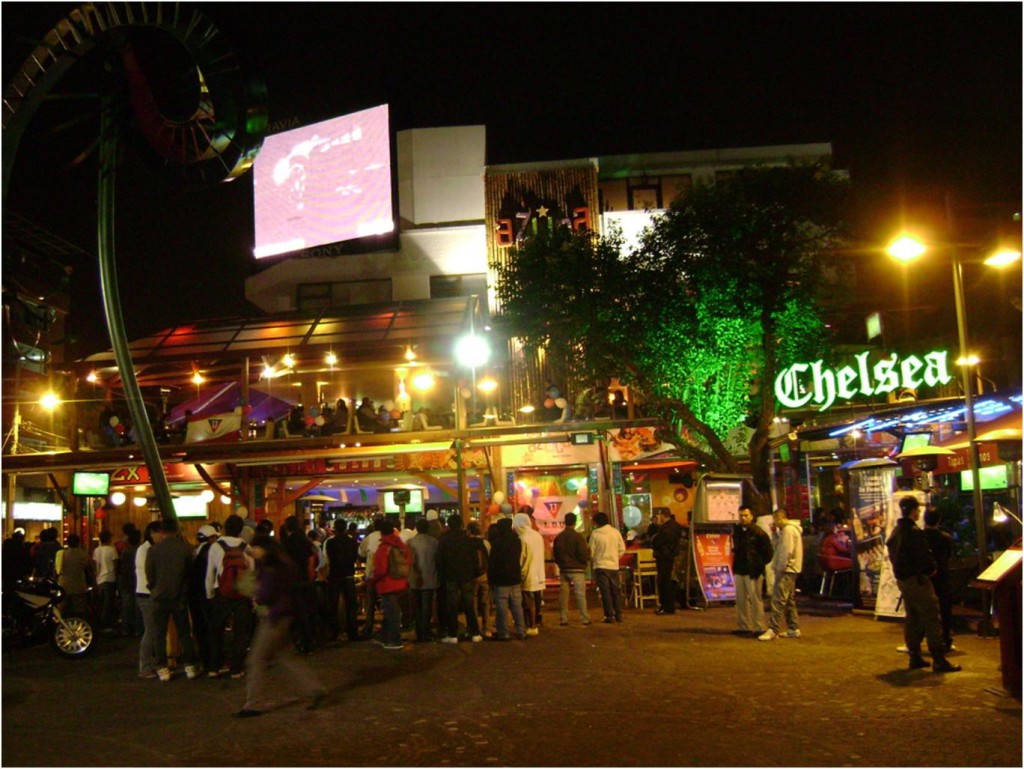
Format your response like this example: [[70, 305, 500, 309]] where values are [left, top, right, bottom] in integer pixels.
[[252, 104, 394, 259]]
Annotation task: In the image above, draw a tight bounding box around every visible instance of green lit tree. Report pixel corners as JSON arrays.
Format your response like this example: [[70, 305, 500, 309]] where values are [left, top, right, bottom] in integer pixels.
[[492, 164, 849, 512]]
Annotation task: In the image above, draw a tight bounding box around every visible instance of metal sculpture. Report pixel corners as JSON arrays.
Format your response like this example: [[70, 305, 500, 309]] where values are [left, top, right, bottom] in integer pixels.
[[3, 3, 268, 520]]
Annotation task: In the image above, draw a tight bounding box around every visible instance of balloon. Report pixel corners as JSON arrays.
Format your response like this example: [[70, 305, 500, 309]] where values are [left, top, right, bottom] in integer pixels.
[[499, 503, 513, 514], [315, 415, 325, 426], [492, 491, 506, 506], [309, 406, 320, 417], [384, 400, 395, 411], [390, 409, 402, 420], [530, 487, 540, 497], [543, 398, 555, 409], [109, 415, 119, 427], [488, 503, 500, 515], [577, 499, 589, 509], [305, 416, 315, 427], [554, 397, 567, 409]]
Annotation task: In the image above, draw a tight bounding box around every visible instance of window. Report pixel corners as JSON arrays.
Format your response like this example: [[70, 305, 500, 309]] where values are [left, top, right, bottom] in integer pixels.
[[430, 274, 488, 300], [296, 279, 392, 311]]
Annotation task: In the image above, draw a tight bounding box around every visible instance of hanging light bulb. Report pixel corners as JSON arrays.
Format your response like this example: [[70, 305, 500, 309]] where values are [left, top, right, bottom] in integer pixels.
[[325, 351, 338, 367], [282, 353, 295, 369], [405, 345, 417, 362]]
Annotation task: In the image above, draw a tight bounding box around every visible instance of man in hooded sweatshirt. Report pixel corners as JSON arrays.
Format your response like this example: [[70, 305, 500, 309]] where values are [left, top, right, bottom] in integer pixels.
[[486, 517, 526, 640], [513, 512, 546, 635], [589, 512, 626, 623], [759, 508, 803, 641]]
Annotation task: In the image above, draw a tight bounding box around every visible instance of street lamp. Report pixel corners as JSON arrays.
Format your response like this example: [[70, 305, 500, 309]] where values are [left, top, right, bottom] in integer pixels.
[[886, 229, 1019, 635]]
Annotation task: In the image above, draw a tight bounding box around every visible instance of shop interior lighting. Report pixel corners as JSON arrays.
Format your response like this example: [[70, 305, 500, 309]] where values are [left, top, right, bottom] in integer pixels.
[[109, 491, 126, 506], [191, 372, 205, 386], [86, 371, 99, 383], [282, 353, 296, 369], [325, 352, 338, 366], [39, 392, 61, 411], [133, 496, 148, 507]]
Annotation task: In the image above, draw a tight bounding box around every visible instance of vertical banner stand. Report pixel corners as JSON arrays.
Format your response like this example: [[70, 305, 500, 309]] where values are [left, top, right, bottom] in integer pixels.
[[685, 474, 749, 609]]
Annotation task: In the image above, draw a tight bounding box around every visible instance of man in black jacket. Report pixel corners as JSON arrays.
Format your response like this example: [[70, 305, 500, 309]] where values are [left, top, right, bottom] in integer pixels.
[[732, 506, 773, 637], [886, 497, 961, 673], [486, 518, 526, 640], [553, 512, 591, 626], [282, 516, 316, 653], [325, 522, 360, 642], [436, 515, 487, 643], [651, 509, 682, 614]]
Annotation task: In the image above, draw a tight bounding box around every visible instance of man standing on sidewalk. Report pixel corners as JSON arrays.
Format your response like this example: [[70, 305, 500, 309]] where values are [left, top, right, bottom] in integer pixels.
[[886, 497, 961, 673], [436, 514, 486, 644], [733, 506, 773, 637], [553, 512, 591, 626], [146, 518, 201, 681], [759, 508, 802, 641], [651, 508, 682, 615], [589, 512, 626, 623]]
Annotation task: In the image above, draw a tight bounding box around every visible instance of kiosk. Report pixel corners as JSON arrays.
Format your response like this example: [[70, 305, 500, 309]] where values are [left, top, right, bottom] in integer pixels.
[[685, 474, 748, 608]]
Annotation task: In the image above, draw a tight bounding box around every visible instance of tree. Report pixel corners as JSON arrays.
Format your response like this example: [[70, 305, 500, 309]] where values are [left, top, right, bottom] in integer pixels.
[[491, 164, 849, 513]]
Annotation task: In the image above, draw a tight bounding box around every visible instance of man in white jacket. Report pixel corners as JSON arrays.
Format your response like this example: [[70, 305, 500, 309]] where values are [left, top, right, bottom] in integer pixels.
[[759, 508, 803, 641], [513, 513, 546, 635], [589, 512, 626, 623]]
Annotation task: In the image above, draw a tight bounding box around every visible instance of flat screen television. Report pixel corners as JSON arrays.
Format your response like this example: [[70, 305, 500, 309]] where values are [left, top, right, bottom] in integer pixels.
[[960, 465, 1009, 491], [382, 489, 423, 514], [72, 471, 111, 496], [899, 432, 932, 454], [252, 104, 394, 259]]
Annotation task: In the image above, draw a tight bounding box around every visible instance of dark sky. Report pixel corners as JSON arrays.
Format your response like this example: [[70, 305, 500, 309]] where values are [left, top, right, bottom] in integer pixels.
[[3, 2, 1021, 359]]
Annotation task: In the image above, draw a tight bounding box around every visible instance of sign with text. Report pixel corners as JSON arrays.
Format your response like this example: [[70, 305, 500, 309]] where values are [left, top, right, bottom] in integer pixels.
[[693, 531, 736, 602], [775, 350, 952, 412]]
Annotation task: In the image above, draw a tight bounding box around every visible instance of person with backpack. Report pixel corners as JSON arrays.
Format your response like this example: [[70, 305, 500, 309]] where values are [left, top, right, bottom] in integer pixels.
[[368, 520, 411, 650], [188, 525, 218, 674], [205, 514, 254, 678]]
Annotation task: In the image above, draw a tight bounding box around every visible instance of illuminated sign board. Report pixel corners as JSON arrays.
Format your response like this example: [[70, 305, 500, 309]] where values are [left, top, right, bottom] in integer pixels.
[[775, 350, 952, 412]]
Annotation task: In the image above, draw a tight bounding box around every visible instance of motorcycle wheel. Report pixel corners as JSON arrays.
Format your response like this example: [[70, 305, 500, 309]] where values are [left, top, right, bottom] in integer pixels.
[[51, 616, 94, 658]]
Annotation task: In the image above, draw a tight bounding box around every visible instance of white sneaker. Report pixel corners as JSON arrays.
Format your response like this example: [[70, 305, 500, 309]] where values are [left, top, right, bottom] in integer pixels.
[[440, 636, 459, 644], [525, 627, 539, 636], [896, 645, 910, 654], [470, 635, 483, 643], [758, 629, 777, 642], [786, 629, 801, 639], [184, 665, 200, 680], [157, 667, 172, 682]]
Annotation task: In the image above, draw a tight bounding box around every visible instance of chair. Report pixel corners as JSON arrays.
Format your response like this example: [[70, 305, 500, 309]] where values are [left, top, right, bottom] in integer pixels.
[[416, 411, 442, 431], [632, 548, 659, 609], [819, 554, 853, 598]]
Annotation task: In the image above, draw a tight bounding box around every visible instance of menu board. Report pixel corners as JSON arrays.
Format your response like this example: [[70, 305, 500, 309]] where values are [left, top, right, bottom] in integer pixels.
[[700, 481, 743, 523]]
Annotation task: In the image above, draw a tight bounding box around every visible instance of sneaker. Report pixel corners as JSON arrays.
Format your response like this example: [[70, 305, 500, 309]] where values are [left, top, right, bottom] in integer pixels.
[[487, 634, 511, 641], [582, 619, 592, 626], [218, 666, 231, 676], [470, 635, 483, 643], [207, 670, 220, 679], [933, 659, 962, 673], [559, 620, 569, 626], [232, 709, 263, 719], [157, 667, 172, 682], [786, 629, 801, 639], [896, 645, 910, 654], [383, 642, 404, 650], [525, 627, 539, 636], [602, 617, 614, 624], [758, 629, 778, 642], [440, 636, 459, 644], [230, 670, 246, 680], [139, 670, 158, 679], [185, 665, 200, 680], [908, 655, 930, 670]]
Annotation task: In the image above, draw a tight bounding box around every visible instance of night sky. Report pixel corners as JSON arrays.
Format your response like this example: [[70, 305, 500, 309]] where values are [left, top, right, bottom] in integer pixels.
[[2, 2, 1021, 360]]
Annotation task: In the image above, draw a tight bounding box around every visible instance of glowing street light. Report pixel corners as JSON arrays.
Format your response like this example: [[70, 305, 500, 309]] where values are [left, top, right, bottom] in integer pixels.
[[38, 392, 61, 411], [454, 334, 490, 369]]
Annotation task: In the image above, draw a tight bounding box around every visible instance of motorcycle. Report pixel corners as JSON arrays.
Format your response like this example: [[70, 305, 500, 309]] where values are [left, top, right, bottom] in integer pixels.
[[2, 578, 95, 658]]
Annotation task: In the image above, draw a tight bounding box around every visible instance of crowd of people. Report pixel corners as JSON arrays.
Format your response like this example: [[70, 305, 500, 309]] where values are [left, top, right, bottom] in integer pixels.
[[2, 497, 964, 719]]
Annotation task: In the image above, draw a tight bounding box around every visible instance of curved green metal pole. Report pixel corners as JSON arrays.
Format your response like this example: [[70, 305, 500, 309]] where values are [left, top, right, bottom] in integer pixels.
[[98, 94, 176, 522]]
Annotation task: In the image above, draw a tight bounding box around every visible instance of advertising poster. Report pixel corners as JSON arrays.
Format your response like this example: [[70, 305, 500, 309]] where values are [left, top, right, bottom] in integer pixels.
[[848, 466, 896, 609], [874, 490, 926, 619], [693, 531, 736, 602]]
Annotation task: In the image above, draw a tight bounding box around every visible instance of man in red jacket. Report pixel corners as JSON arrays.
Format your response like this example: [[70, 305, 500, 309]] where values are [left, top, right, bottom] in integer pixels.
[[369, 520, 411, 650]]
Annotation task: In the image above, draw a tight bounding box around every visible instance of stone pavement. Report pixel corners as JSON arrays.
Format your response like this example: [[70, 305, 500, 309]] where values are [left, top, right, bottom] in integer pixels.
[[2, 596, 1020, 767]]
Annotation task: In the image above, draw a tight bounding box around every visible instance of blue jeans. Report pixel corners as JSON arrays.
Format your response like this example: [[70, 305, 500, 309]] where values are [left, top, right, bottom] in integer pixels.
[[137, 594, 160, 674], [595, 568, 623, 620], [559, 571, 591, 623], [445, 581, 481, 638], [492, 584, 525, 639], [379, 591, 403, 645]]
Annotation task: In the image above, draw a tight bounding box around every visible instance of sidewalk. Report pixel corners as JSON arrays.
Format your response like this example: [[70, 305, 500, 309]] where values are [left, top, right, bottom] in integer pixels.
[[2, 596, 1020, 767]]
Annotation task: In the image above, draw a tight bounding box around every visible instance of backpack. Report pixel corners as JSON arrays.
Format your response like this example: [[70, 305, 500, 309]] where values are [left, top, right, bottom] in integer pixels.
[[387, 543, 410, 580], [217, 541, 249, 600]]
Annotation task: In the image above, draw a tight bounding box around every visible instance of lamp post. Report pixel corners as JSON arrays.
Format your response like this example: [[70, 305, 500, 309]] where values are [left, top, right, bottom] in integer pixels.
[[888, 212, 1021, 637]]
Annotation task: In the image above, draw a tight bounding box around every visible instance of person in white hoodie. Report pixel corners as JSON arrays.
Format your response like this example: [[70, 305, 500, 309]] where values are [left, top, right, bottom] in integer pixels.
[[759, 508, 803, 641], [513, 513, 546, 635], [588, 512, 626, 623]]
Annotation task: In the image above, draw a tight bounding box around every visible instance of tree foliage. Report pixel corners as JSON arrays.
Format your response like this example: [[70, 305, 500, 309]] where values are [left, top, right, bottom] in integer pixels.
[[492, 164, 849, 511]]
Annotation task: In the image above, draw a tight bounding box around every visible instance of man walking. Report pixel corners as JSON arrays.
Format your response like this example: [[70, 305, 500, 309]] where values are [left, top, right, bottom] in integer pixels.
[[887, 497, 961, 673], [759, 508, 802, 641], [733, 506, 773, 637], [553, 512, 591, 626], [589, 512, 626, 623], [651, 508, 682, 614]]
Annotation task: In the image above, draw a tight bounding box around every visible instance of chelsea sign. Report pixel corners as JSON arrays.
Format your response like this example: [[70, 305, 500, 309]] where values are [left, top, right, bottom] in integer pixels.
[[775, 350, 953, 412]]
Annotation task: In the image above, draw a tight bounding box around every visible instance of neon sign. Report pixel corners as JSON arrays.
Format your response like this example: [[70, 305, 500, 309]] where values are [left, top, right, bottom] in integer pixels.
[[774, 350, 953, 412]]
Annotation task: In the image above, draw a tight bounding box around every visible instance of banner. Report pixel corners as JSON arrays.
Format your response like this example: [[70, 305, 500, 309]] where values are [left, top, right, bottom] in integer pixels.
[[693, 530, 736, 602], [847, 466, 896, 611], [186, 412, 242, 443]]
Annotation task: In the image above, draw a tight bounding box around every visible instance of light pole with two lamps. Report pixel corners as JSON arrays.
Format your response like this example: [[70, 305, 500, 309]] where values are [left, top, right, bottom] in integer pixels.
[[887, 228, 1020, 636]]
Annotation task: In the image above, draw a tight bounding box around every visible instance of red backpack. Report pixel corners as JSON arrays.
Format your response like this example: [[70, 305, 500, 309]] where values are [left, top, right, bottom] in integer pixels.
[[217, 541, 249, 600]]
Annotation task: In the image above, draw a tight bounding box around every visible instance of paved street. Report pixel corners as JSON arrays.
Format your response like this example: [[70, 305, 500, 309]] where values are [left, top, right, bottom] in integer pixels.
[[2, 596, 1020, 767]]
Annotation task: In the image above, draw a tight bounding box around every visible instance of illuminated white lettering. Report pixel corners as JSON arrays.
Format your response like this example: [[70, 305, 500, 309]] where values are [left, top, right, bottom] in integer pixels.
[[922, 351, 953, 387], [900, 354, 924, 390], [873, 354, 899, 394]]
